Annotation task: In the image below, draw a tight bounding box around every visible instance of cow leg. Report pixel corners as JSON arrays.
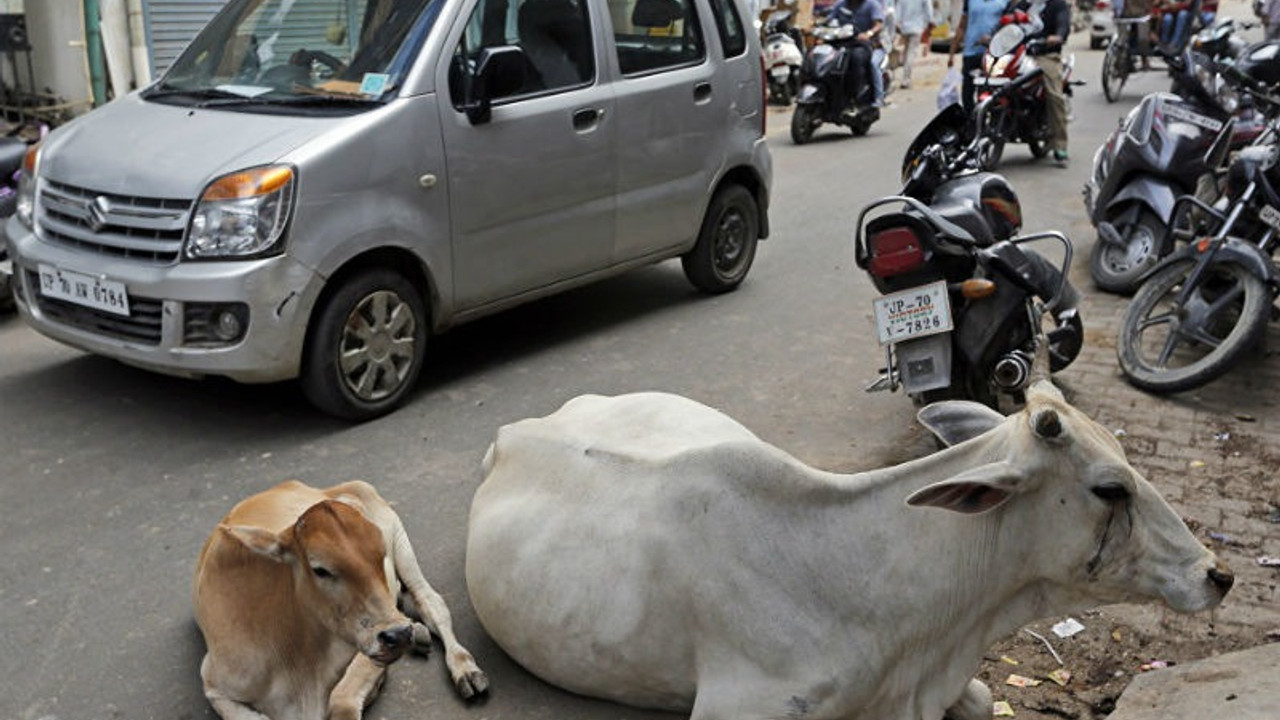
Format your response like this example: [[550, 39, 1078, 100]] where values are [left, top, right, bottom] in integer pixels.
[[200, 655, 271, 720], [389, 528, 490, 699], [944, 678, 993, 720], [327, 654, 387, 720]]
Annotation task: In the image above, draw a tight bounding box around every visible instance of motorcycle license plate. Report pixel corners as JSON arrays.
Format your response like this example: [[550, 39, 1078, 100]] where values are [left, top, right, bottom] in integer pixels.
[[872, 281, 952, 345], [38, 263, 131, 317], [770, 65, 791, 79]]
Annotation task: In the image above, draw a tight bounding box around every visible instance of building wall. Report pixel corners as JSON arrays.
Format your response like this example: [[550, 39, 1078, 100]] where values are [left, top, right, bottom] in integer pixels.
[[11, 0, 95, 117]]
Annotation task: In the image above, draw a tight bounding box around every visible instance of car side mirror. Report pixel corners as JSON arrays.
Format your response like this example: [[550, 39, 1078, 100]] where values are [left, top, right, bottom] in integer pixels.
[[464, 46, 526, 125]]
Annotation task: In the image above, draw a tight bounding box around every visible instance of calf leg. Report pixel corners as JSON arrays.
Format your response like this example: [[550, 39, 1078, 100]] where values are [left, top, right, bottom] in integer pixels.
[[200, 655, 271, 720], [390, 526, 490, 699], [328, 654, 387, 720], [944, 678, 993, 720]]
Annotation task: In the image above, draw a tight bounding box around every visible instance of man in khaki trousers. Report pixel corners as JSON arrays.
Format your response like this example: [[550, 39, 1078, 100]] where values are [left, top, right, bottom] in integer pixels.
[[1027, 0, 1072, 165]]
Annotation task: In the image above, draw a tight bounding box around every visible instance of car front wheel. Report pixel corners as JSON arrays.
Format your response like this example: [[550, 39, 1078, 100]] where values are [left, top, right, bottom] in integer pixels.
[[301, 268, 428, 421]]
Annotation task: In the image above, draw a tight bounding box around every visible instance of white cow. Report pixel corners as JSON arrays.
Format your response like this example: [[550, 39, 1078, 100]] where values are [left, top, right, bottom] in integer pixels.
[[465, 385, 1233, 720]]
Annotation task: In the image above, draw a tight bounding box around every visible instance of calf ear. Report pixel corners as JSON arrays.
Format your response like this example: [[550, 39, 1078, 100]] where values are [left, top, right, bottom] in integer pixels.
[[221, 525, 291, 563], [905, 461, 1024, 514], [917, 401, 1006, 447]]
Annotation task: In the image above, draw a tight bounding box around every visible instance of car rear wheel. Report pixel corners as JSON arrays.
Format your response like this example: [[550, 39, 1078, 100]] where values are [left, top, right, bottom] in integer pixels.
[[301, 268, 428, 421], [682, 184, 759, 294]]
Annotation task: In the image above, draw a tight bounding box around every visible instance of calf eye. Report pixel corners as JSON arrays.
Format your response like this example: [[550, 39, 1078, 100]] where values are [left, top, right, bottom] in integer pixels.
[[311, 565, 335, 580], [1091, 483, 1130, 502]]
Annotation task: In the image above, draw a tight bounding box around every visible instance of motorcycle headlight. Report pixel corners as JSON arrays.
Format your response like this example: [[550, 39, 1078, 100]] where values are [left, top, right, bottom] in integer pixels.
[[16, 143, 39, 229], [185, 165, 295, 260], [989, 54, 1013, 77], [1214, 75, 1239, 114]]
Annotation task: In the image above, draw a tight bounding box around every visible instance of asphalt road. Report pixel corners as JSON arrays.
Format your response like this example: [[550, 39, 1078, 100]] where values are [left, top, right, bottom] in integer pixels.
[[0, 34, 1182, 720]]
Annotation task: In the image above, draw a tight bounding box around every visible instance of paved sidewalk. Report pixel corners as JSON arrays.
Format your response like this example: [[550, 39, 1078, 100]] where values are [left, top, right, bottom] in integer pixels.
[[1106, 642, 1280, 719]]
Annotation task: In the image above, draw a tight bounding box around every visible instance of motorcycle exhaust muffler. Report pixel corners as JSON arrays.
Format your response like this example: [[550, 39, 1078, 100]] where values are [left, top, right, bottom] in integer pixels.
[[993, 350, 1033, 391]]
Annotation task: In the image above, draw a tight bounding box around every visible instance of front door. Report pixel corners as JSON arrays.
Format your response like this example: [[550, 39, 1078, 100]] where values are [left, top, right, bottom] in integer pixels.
[[442, 0, 618, 312]]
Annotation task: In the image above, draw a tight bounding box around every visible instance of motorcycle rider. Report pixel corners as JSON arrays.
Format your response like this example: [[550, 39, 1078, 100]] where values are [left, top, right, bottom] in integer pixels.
[[825, 0, 888, 108]]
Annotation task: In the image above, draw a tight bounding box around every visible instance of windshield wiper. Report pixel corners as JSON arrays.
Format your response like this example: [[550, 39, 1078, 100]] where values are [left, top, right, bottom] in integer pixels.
[[144, 84, 252, 103]]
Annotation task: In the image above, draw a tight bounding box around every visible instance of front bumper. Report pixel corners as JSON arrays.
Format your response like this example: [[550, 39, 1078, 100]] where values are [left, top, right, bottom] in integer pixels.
[[6, 214, 322, 383]]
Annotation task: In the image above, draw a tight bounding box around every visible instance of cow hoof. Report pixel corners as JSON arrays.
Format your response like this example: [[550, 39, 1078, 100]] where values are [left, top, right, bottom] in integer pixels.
[[456, 669, 490, 700], [410, 623, 433, 657]]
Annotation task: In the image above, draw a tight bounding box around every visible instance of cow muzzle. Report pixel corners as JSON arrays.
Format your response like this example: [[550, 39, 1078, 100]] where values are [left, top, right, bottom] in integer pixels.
[[1208, 561, 1235, 596], [367, 622, 414, 665]]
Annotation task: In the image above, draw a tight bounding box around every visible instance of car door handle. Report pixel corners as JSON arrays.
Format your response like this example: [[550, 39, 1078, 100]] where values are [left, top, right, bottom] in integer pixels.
[[693, 82, 712, 103], [572, 107, 604, 131]]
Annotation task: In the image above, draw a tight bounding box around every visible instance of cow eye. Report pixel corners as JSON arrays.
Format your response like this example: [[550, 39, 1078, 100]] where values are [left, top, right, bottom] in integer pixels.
[[311, 565, 335, 580], [1091, 483, 1130, 502]]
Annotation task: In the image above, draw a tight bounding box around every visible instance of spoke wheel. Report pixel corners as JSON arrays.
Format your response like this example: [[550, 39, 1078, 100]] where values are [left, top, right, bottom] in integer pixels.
[[1102, 39, 1128, 102], [1117, 258, 1271, 393], [302, 268, 428, 421]]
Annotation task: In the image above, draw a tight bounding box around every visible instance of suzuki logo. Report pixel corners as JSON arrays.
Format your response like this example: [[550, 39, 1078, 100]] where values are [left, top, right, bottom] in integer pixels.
[[87, 196, 111, 233]]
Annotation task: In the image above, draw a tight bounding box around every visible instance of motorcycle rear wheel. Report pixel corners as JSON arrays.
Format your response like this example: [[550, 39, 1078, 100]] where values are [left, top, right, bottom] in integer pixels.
[[1089, 208, 1165, 294], [791, 104, 818, 144], [1117, 258, 1271, 393]]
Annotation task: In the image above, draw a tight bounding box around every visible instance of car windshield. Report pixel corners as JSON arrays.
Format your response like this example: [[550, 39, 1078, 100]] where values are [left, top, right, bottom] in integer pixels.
[[149, 0, 442, 113]]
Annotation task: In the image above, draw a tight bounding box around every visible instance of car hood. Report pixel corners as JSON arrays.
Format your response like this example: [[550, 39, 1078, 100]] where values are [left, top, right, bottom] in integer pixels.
[[39, 93, 343, 200]]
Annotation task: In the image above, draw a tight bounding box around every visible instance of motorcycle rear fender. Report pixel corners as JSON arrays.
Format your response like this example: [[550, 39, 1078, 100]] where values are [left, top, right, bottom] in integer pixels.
[[1137, 236, 1280, 290]]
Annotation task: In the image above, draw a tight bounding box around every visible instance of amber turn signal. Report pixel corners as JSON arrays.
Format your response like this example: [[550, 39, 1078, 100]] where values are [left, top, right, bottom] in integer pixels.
[[960, 279, 997, 298]]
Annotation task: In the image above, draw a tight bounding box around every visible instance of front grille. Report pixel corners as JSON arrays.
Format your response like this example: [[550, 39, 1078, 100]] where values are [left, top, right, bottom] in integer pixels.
[[37, 180, 192, 263], [26, 269, 163, 345]]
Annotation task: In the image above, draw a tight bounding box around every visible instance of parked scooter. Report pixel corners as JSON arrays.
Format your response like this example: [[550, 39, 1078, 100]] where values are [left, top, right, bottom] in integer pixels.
[[855, 104, 1084, 409], [1085, 38, 1273, 294], [790, 18, 885, 143], [762, 9, 804, 105], [1116, 104, 1280, 393], [971, 11, 1082, 168]]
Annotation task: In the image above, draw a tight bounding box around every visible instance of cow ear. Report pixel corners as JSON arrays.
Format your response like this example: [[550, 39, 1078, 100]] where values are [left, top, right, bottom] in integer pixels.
[[905, 461, 1025, 514], [917, 401, 1006, 447], [221, 524, 292, 563]]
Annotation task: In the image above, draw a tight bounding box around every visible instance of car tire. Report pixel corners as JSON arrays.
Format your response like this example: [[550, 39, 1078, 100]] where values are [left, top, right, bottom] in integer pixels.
[[301, 268, 428, 421], [682, 184, 759, 294]]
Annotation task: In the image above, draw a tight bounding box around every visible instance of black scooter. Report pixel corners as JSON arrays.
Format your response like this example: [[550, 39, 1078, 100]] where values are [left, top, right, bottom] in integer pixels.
[[855, 105, 1083, 409], [790, 18, 882, 143]]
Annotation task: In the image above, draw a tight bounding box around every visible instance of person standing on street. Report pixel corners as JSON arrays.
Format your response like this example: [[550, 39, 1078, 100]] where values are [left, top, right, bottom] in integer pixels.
[[1025, 0, 1072, 166], [896, 0, 934, 88], [948, 0, 1006, 112], [1261, 0, 1280, 39]]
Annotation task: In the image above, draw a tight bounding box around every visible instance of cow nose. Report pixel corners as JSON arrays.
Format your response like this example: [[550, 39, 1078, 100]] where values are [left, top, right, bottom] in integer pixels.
[[1208, 562, 1235, 594], [378, 625, 413, 651]]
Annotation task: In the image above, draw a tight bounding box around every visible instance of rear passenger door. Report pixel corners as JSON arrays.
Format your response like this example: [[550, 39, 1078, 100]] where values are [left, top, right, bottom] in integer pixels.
[[442, 0, 618, 312], [609, 0, 744, 261]]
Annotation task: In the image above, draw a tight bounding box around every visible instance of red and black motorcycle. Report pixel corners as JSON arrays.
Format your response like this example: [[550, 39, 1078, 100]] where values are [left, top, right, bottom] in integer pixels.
[[970, 11, 1081, 169]]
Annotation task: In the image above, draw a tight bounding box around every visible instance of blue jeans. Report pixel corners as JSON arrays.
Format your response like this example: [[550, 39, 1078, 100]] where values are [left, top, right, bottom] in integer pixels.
[[1161, 9, 1191, 49], [871, 47, 886, 105]]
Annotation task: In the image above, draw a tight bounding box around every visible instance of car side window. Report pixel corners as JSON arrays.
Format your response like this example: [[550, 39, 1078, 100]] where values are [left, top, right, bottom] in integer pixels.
[[609, 0, 706, 75], [706, 0, 746, 57], [449, 0, 594, 104]]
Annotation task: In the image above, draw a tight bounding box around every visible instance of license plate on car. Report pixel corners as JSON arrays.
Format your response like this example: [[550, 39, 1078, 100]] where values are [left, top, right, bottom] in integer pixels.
[[38, 263, 131, 317], [872, 280, 952, 345]]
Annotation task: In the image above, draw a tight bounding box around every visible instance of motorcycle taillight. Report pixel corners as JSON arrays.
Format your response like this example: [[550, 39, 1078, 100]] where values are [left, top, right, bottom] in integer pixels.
[[869, 227, 926, 277]]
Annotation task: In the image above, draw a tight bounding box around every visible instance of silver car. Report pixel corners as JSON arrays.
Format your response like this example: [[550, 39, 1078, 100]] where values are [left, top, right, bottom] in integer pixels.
[[5, 0, 772, 420]]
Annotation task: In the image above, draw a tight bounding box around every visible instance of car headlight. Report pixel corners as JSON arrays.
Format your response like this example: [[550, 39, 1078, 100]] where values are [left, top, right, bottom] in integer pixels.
[[16, 143, 39, 229], [186, 165, 295, 260]]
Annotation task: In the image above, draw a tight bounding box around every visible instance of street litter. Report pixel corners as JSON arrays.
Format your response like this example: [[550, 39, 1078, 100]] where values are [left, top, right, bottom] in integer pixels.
[[1006, 674, 1042, 688], [1113, 428, 1127, 438], [993, 700, 1016, 717], [1051, 618, 1085, 638], [1047, 668, 1072, 687], [1140, 660, 1171, 671], [1189, 460, 1205, 469], [1000, 655, 1020, 665], [1235, 414, 1256, 422], [1215, 431, 1231, 441], [1257, 556, 1280, 567], [1208, 531, 1236, 545], [1024, 629, 1064, 666], [1111, 629, 1123, 642]]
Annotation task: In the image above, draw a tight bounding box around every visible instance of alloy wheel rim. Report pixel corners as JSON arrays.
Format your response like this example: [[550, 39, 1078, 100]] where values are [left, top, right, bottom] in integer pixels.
[[338, 290, 417, 402]]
